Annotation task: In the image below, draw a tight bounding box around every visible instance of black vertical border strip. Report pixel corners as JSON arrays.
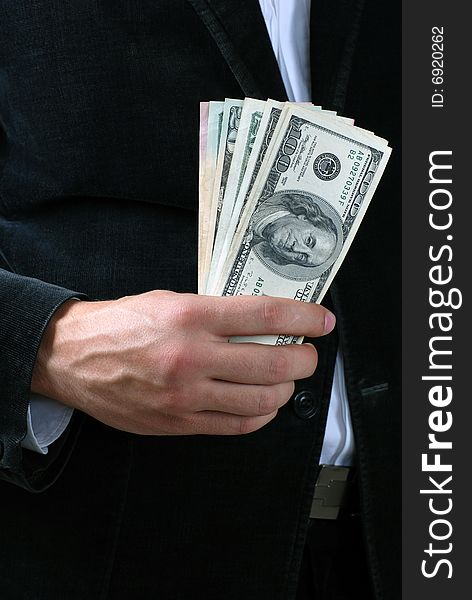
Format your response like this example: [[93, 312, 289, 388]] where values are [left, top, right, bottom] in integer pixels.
[[403, 1, 469, 597]]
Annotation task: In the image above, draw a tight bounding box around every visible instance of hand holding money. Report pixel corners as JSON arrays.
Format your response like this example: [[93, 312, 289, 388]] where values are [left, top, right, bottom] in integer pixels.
[[31, 98, 389, 439], [32, 291, 335, 436], [199, 98, 391, 345]]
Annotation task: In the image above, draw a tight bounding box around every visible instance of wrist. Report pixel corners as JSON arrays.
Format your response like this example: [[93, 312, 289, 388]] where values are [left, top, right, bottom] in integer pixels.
[[31, 299, 87, 400]]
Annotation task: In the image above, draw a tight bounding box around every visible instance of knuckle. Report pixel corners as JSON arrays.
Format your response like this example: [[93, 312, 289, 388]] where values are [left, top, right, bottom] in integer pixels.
[[238, 417, 260, 435], [282, 381, 296, 401], [305, 345, 319, 375], [257, 388, 279, 415], [261, 299, 286, 329], [150, 289, 176, 300], [161, 345, 195, 382], [172, 298, 198, 328], [243, 412, 277, 434], [158, 389, 184, 416], [267, 352, 290, 382], [273, 382, 294, 407], [311, 306, 327, 332]]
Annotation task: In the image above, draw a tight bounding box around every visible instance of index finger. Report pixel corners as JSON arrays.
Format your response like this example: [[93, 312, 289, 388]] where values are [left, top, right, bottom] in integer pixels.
[[199, 295, 336, 338]]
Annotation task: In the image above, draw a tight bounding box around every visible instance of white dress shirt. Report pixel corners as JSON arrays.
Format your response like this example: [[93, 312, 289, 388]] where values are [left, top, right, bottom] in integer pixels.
[[23, 0, 355, 466], [22, 394, 74, 453], [258, 0, 354, 466]]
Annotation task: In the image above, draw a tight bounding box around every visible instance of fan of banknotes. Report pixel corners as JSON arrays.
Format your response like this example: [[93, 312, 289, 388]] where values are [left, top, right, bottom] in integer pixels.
[[199, 98, 391, 345]]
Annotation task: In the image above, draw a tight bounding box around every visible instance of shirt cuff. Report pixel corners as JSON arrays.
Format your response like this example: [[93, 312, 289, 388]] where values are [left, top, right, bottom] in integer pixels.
[[22, 394, 74, 455]]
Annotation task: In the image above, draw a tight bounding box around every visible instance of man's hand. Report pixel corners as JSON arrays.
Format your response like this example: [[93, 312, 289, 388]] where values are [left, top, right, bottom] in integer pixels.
[[31, 291, 335, 436]]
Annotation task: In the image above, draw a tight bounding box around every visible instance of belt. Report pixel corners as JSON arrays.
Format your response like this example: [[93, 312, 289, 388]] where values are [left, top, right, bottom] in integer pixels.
[[310, 465, 358, 520]]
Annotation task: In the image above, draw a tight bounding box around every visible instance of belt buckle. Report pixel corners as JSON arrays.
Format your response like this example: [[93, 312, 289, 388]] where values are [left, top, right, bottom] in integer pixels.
[[310, 465, 351, 520]]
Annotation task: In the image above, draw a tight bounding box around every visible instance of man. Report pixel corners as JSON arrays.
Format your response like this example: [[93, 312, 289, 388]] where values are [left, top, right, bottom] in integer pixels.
[[0, 1, 400, 599], [250, 191, 341, 270]]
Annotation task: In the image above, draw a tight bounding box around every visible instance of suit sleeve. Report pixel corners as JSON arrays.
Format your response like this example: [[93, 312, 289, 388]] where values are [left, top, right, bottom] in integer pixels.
[[0, 267, 87, 492]]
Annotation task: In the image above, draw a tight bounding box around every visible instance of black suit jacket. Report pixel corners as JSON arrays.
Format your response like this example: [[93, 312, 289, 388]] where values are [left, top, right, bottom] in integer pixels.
[[0, 1, 401, 599]]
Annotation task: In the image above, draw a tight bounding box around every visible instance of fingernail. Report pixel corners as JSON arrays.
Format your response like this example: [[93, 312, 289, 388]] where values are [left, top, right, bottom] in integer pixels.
[[324, 311, 336, 334]]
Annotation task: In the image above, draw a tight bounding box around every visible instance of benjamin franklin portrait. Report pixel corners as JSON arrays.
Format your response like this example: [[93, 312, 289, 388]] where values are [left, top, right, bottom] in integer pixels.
[[249, 190, 343, 281]]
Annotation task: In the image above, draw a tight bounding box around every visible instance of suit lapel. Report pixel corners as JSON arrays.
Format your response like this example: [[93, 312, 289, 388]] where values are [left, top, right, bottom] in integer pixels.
[[188, 0, 365, 110], [310, 0, 366, 112], [186, 0, 287, 100]]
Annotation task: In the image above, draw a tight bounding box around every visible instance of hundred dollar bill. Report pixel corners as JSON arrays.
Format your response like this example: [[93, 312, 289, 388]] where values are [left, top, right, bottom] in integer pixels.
[[207, 101, 351, 294], [199, 100, 224, 293], [208, 99, 243, 246], [207, 98, 265, 292], [223, 99, 267, 211], [206, 99, 284, 294], [215, 104, 391, 345], [198, 102, 209, 293], [229, 100, 285, 236]]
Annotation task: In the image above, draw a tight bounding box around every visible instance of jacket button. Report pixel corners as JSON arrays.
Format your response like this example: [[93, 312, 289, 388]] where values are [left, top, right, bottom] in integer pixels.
[[293, 390, 319, 420]]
